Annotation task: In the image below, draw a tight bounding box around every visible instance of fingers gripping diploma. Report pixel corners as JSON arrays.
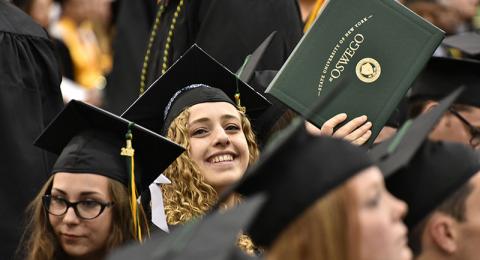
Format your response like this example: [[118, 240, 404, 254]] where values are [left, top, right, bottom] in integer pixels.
[[305, 113, 372, 146]]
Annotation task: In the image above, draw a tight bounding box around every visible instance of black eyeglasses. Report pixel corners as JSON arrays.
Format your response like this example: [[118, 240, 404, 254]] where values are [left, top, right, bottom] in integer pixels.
[[449, 108, 480, 147], [42, 195, 114, 220]]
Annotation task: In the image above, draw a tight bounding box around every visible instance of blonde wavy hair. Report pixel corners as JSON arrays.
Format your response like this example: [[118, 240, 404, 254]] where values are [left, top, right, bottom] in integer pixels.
[[20, 175, 147, 260], [162, 107, 259, 226], [267, 185, 360, 260]]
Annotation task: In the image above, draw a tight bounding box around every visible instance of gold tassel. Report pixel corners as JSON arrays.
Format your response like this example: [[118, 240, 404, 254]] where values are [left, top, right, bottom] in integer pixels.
[[121, 123, 148, 242], [304, 0, 325, 32]]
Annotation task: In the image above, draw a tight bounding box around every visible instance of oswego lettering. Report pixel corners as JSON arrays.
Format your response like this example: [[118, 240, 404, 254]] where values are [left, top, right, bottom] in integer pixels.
[[317, 15, 373, 96], [330, 34, 364, 79]]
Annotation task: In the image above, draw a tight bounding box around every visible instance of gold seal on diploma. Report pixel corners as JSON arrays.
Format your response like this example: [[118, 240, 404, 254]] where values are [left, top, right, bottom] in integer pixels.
[[356, 58, 381, 83]]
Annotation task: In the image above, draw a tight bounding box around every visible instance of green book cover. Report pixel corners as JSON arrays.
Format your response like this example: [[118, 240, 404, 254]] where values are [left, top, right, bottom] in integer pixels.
[[266, 0, 444, 144]]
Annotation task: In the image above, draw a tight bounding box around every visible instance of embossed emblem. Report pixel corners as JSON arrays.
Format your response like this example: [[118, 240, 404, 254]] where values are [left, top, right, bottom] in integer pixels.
[[356, 58, 381, 83]]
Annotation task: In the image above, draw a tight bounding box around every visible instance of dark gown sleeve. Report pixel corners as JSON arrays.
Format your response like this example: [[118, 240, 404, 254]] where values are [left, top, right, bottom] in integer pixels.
[[0, 2, 63, 258]]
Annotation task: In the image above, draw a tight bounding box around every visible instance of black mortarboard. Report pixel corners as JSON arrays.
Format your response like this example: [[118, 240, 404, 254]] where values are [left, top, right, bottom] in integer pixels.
[[443, 32, 480, 58], [35, 100, 184, 190], [409, 57, 480, 107], [107, 194, 266, 260], [122, 44, 270, 135], [371, 87, 463, 176], [234, 124, 373, 247], [369, 87, 480, 229], [387, 141, 480, 229], [237, 31, 277, 83], [215, 79, 372, 247]]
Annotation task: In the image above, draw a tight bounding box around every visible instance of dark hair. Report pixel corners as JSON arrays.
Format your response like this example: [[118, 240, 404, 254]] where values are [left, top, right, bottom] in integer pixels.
[[408, 181, 473, 256]]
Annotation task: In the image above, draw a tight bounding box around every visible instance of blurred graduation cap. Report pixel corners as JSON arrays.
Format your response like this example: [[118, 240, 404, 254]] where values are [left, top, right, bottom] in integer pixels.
[[443, 32, 480, 58], [370, 87, 464, 176], [409, 57, 480, 107], [370, 87, 480, 229], [217, 80, 374, 248], [35, 100, 185, 240], [122, 44, 270, 135], [387, 141, 480, 229], [107, 194, 266, 260], [237, 31, 277, 83], [235, 31, 290, 146]]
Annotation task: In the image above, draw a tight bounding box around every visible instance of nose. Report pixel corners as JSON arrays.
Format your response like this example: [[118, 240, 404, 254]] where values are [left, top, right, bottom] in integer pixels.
[[389, 192, 408, 220], [62, 207, 80, 225], [213, 127, 230, 146]]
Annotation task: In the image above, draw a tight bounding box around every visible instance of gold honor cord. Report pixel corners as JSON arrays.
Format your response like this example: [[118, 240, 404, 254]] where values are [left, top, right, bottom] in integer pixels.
[[140, 0, 185, 95], [121, 123, 149, 242], [304, 0, 325, 32]]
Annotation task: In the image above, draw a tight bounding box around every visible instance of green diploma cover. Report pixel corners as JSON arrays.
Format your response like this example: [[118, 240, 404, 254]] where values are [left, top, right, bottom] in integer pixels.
[[266, 0, 444, 143]]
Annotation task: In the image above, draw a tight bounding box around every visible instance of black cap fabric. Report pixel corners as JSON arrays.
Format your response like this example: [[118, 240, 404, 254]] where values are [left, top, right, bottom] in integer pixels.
[[237, 31, 277, 83], [248, 70, 290, 146], [371, 87, 463, 176], [122, 44, 270, 135], [233, 122, 373, 247], [409, 57, 480, 107], [34, 100, 185, 191], [107, 194, 266, 260], [443, 32, 480, 57], [386, 141, 480, 229]]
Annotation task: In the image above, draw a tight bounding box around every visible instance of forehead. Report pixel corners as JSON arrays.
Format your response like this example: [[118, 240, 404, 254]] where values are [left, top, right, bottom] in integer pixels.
[[188, 102, 241, 122], [347, 166, 383, 193], [462, 106, 480, 124], [52, 172, 111, 195]]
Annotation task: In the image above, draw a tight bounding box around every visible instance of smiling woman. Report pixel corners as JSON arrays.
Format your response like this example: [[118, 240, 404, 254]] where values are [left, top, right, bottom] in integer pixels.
[[162, 97, 259, 226]]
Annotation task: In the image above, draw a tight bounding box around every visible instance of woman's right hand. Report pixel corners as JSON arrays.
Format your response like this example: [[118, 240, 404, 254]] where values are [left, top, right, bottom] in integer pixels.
[[305, 113, 372, 146]]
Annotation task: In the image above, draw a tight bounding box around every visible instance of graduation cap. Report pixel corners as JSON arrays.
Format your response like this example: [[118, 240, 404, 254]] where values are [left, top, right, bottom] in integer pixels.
[[369, 87, 480, 229], [237, 31, 277, 83], [35, 100, 185, 240], [387, 141, 480, 229], [409, 57, 480, 107], [216, 79, 374, 247], [371, 87, 464, 176], [106, 194, 266, 260], [443, 32, 480, 58], [122, 44, 270, 135]]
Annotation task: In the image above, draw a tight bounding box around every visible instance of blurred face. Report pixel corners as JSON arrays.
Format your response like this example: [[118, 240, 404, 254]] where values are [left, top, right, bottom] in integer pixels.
[[187, 102, 250, 193], [347, 166, 412, 260], [49, 173, 113, 259], [455, 172, 480, 260], [430, 106, 480, 149], [30, 0, 52, 28], [441, 0, 479, 19]]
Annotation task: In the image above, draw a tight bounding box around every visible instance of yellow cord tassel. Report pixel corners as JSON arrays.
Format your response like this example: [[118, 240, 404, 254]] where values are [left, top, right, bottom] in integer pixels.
[[121, 124, 148, 242], [235, 92, 246, 113], [304, 0, 325, 32]]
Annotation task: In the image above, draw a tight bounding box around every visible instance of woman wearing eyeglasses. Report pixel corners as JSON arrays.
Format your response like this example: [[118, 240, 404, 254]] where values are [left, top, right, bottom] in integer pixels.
[[19, 101, 183, 260]]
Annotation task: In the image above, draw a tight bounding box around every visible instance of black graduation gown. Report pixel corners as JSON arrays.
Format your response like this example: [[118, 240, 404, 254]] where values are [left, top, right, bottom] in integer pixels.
[[147, 0, 303, 84], [0, 2, 63, 258], [104, 0, 158, 115], [106, 0, 303, 115]]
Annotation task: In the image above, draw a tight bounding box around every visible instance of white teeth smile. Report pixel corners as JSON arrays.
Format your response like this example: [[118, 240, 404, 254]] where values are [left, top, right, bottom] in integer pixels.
[[210, 154, 234, 163]]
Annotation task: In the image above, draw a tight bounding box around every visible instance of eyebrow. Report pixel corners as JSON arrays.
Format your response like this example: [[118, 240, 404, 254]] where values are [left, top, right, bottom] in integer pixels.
[[51, 188, 103, 197], [189, 114, 241, 125]]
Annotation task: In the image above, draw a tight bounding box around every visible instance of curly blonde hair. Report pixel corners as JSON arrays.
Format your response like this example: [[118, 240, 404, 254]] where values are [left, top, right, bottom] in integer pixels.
[[162, 106, 259, 226]]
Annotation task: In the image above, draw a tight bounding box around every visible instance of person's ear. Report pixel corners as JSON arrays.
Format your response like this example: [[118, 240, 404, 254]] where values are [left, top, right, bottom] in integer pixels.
[[428, 213, 459, 254], [421, 100, 439, 114]]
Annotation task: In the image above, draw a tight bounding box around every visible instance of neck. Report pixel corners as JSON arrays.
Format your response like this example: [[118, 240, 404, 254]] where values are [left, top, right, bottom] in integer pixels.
[[416, 250, 452, 260], [67, 251, 106, 260], [299, 0, 318, 22]]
